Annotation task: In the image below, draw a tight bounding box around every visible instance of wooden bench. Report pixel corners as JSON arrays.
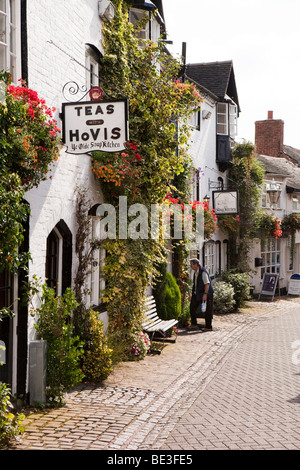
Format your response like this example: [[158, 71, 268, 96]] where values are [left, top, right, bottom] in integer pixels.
[[142, 296, 178, 343]]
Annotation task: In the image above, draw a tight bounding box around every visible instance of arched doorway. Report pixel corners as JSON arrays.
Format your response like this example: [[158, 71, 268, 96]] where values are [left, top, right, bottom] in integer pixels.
[[45, 220, 72, 295]]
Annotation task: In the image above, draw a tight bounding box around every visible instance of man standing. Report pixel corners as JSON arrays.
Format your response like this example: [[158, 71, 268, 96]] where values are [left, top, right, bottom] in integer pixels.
[[189, 258, 214, 330]]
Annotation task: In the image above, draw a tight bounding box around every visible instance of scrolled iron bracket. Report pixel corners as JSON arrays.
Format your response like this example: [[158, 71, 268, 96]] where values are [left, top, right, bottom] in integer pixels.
[[62, 81, 89, 102]]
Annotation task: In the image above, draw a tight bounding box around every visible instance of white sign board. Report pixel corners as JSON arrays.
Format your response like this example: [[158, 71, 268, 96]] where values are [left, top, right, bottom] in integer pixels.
[[212, 190, 238, 215], [62, 99, 128, 155], [288, 278, 300, 296]]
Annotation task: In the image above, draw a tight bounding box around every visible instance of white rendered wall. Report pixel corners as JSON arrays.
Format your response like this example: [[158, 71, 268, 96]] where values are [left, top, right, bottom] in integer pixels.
[[24, 0, 106, 341]]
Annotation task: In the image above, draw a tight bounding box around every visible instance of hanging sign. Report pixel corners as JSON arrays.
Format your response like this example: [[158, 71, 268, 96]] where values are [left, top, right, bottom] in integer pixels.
[[212, 190, 238, 215], [62, 99, 128, 155]]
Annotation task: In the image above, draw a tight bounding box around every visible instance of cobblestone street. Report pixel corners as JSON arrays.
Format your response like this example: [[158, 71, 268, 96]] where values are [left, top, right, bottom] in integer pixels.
[[9, 297, 300, 451]]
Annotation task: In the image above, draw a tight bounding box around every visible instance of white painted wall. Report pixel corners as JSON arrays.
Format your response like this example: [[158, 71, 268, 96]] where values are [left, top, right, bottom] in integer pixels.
[[24, 0, 106, 341]]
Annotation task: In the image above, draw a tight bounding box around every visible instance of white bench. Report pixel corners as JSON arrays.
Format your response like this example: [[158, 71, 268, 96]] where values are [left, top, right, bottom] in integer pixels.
[[142, 296, 178, 343]]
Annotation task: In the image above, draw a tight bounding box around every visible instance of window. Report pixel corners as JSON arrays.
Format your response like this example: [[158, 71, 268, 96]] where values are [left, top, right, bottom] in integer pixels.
[[85, 45, 103, 90], [86, 54, 100, 89], [292, 197, 299, 212], [260, 237, 280, 279], [217, 103, 228, 135], [129, 9, 150, 40], [88, 207, 106, 307], [189, 110, 200, 130], [229, 104, 238, 137], [0, 0, 20, 83], [204, 242, 216, 277], [217, 101, 238, 137]]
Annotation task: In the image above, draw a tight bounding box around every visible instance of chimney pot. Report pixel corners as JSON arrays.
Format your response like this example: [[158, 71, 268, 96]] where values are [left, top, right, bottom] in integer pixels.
[[268, 111, 273, 120]]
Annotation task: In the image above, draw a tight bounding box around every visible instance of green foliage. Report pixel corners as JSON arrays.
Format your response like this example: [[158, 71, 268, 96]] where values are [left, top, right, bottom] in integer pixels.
[[0, 382, 24, 448], [81, 309, 113, 382], [258, 213, 282, 250], [281, 213, 300, 236], [88, 1, 201, 354], [219, 271, 251, 309], [227, 141, 265, 272], [32, 283, 84, 406], [213, 281, 236, 314], [0, 171, 30, 273], [153, 267, 181, 321], [164, 272, 182, 320], [178, 297, 191, 327], [0, 71, 61, 274]]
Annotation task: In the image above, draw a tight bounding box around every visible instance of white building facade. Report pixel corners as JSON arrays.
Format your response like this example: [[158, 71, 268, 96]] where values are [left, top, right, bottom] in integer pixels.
[[183, 61, 241, 279], [0, 0, 165, 397]]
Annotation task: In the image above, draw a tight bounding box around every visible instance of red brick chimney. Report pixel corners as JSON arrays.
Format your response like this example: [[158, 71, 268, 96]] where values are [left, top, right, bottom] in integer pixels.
[[255, 111, 284, 157]]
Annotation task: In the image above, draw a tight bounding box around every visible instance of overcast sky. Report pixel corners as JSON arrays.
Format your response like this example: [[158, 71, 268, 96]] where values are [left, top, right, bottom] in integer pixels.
[[163, 0, 300, 149]]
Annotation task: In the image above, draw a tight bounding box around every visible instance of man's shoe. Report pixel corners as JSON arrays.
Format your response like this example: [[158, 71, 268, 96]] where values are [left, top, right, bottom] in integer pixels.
[[201, 326, 212, 332]]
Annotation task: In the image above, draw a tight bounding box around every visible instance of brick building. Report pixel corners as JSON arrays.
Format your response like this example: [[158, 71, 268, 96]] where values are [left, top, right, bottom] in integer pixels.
[[253, 111, 300, 296]]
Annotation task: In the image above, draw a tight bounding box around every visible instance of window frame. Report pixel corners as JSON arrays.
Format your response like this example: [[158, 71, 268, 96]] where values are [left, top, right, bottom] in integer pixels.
[[260, 237, 281, 279], [189, 109, 201, 130], [204, 241, 216, 277], [129, 8, 151, 40], [0, 0, 21, 83], [217, 101, 238, 137], [86, 54, 100, 90], [216, 102, 228, 136], [88, 216, 106, 308]]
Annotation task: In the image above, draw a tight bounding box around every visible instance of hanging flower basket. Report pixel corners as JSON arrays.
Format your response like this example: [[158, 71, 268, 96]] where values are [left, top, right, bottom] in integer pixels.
[[281, 213, 300, 236], [217, 214, 240, 235], [0, 73, 62, 190], [258, 213, 282, 239]]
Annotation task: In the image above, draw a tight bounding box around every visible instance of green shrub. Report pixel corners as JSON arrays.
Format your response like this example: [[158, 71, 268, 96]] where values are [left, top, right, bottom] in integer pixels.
[[163, 272, 182, 320], [82, 309, 113, 382], [178, 298, 191, 327], [0, 382, 24, 448], [153, 265, 182, 320], [33, 284, 84, 406], [219, 271, 251, 309], [213, 281, 236, 314]]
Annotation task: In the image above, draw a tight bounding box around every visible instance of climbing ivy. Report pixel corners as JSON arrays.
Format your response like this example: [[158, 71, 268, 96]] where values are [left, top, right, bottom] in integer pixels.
[[226, 141, 265, 272], [93, 0, 201, 352]]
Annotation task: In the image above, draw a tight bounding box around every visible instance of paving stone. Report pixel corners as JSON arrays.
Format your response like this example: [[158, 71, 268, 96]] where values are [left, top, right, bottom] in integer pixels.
[[10, 298, 300, 451]]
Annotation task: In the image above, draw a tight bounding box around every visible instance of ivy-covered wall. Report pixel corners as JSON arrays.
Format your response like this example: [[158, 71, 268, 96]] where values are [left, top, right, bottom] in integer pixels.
[[91, 0, 202, 351]]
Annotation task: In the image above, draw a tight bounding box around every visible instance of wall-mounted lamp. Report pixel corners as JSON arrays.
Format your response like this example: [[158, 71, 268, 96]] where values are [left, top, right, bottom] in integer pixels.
[[203, 194, 210, 204], [202, 110, 212, 120], [266, 179, 281, 207], [98, 0, 116, 21]]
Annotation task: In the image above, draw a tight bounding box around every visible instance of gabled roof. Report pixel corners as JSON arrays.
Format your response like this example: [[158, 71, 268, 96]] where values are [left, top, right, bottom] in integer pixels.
[[185, 61, 240, 113], [256, 153, 300, 191], [283, 145, 300, 166], [152, 0, 165, 21]]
